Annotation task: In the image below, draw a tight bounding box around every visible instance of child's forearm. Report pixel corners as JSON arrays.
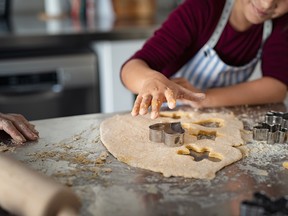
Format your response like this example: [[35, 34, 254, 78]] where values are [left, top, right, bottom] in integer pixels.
[[203, 77, 287, 107], [121, 59, 167, 94]]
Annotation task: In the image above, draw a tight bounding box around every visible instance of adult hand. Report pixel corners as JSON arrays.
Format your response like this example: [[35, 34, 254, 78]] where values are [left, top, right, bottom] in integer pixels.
[[131, 76, 205, 119], [0, 113, 39, 144]]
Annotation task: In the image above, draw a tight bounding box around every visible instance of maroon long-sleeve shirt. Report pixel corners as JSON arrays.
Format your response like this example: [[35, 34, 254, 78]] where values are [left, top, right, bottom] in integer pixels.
[[128, 0, 288, 85]]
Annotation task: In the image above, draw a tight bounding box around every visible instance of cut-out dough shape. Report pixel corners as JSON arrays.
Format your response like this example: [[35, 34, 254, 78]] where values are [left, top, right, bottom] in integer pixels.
[[177, 145, 221, 162], [194, 120, 222, 128], [160, 111, 244, 147], [196, 130, 217, 140], [100, 111, 244, 179]]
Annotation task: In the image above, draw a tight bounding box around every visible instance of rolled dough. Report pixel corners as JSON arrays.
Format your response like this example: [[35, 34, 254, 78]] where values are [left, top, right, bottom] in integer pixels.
[[283, 161, 288, 169], [100, 111, 245, 179]]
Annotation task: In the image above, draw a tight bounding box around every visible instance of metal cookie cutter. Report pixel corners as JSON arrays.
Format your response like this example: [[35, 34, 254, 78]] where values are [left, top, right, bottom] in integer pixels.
[[149, 122, 185, 147], [253, 111, 288, 144], [253, 124, 269, 141]]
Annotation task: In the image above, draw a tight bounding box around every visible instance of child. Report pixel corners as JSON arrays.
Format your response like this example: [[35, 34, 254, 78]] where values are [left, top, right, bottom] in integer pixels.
[[0, 113, 39, 144], [120, 0, 288, 119]]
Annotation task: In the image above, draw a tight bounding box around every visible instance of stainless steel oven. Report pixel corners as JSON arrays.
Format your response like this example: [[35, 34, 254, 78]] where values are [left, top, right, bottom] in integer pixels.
[[0, 52, 99, 120]]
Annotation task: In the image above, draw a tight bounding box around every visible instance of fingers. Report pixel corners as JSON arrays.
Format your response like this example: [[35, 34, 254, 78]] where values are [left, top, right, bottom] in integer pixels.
[[132, 94, 165, 119], [0, 119, 27, 143], [9, 114, 39, 135], [150, 96, 165, 119], [131, 96, 141, 117], [132, 95, 164, 119], [132, 89, 174, 119], [14, 121, 39, 142], [0, 113, 39, 144], [164, 88, 176, 109], [131, 95, 152, 117]]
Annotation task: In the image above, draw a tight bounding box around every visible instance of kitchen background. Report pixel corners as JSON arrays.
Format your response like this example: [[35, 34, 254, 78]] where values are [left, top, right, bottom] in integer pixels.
[[0, 0, 182, 120], [0, 0, 286, 121], [13, 0, 181, 14]]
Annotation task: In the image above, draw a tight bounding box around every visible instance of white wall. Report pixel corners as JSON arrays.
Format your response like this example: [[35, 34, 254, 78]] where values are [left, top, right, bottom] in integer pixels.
[[93, 40, 146, 113]]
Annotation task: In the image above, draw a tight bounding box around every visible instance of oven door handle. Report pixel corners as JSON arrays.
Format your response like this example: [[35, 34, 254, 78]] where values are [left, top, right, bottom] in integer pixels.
[[0, 70, 63, 94]]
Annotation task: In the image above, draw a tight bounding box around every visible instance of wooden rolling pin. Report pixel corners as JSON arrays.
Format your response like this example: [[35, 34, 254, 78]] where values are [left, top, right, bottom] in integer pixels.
[[0, 154, 81, 216]]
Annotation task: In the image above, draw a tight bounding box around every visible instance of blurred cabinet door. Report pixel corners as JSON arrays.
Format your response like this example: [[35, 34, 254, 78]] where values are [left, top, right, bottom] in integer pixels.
[[93, 39, 145, 113]]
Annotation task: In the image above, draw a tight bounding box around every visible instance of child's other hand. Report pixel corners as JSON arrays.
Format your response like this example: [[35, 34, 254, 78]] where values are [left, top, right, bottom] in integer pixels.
[[171, 77, 207, 108]]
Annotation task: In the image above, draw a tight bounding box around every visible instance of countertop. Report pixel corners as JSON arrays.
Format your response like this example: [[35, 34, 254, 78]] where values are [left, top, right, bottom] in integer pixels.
[[0, 12, 168, 57], [2, 104, 288, 216]]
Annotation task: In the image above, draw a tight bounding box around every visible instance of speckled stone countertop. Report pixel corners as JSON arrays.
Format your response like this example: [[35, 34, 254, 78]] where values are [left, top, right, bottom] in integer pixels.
[[2, 103, 288, 216]]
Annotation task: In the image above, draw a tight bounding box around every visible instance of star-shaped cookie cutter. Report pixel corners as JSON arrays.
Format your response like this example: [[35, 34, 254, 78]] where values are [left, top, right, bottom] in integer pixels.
[[149, 122, 185, 147], [253, 111, 288, 144]]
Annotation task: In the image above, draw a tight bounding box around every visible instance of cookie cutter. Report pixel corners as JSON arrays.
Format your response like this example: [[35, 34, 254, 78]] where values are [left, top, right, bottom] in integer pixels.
[[240, 192, 288, 216], [149, 122, 185, 147], [253, 111, 288, 144]]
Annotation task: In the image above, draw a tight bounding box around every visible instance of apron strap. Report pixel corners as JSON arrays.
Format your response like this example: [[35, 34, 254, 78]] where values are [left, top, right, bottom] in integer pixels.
[[208, 0, 273, 49], [207, 0, 235, 48], [262, 20, 272, 45]]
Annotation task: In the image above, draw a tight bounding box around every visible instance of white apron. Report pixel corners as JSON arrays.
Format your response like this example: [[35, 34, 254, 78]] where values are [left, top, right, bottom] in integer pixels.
[[173, 0, 272, 91]]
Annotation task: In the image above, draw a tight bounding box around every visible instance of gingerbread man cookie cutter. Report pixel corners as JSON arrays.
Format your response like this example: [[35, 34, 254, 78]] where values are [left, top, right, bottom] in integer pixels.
[[149, 122, 185, 147]]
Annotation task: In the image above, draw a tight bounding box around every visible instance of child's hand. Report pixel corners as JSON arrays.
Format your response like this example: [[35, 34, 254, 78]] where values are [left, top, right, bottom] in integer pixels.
[[170, 77, 200, 92], [171, 77, 207, 108], [131, 77, 205, 119], [0, 113, 39, 144]]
